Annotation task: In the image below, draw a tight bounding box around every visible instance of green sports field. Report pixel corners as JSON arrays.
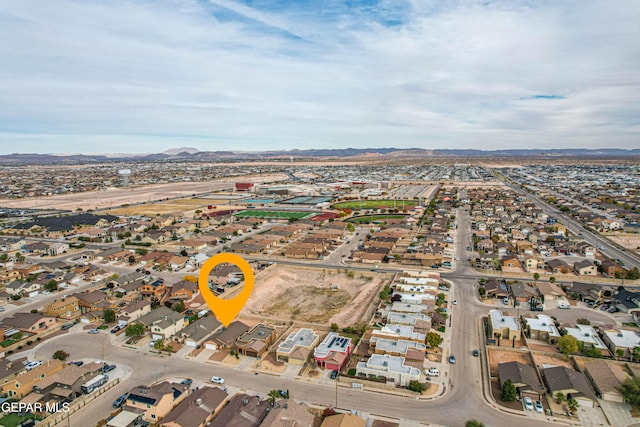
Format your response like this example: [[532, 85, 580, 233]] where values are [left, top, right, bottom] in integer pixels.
[[347, 214, 408, 224], [234, 210, 317, 220], [333, 199, 417, 210]]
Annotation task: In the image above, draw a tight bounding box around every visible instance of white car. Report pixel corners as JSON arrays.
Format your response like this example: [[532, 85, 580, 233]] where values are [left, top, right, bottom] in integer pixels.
[[524, 396, 534, 410], [425, 367, 440, 377], [558, 303, 570, 309], [25, 361, 43, 371], [210, 376, 225, 384], [452, 300, 457, 305]]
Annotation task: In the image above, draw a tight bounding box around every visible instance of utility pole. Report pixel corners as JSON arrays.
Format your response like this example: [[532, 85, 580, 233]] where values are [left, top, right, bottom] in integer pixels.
[[335, 372, 339, 408]]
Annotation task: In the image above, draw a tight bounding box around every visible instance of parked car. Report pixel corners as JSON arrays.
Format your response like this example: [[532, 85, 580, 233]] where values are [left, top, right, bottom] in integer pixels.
[[503, 298, 509, 305], [113, 393, 128, 408], [181, 378, 193, 386], [104, 364, 116, 372], [0, 307, 4, 312], [210, 376, 225, 384], [88, 328, 99, 334], [330, 370, 338, 380], [69, 361, 83, 367], [452, 300, 457, 305], [524, 397, 533, 410], [25, 361, 43, 371], [425, 367, 440, 376], [558, 303, 570, 309], [472, 349, 479, 357], [449, 355, 456, 364], [110, 325, 122, 333], [534, 400, 544, 413]]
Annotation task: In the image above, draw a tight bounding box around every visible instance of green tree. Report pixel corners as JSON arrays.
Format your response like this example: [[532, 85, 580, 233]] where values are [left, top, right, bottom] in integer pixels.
[[632, 346, 640, 363], [549, 276, 556, 283], [103, 309, 116, 323], [330, 323, 339, 332], [558, 335, 578, 355], [125, 323, 145, 338], [53, 350, 69, 361], [44, 280, 58, 292], [153, 338, 165, 352], [627, 267, 640, 280], [164, 344, 174, 353], [620, 376, 640, 407], [533, 272, 540, 282], [465, 421, 485, 427], [500, 379, 517, 402], [0, 253, 8, 262], [267, 389, 280, 406], [555, 391, 565, 403], [171, 301, 185, 312], [346, 223, 355, 233], [567, 397, 579, 412], [616, 348, 626, 360], [407, 380, 427, 393], [576, 318, 591, 325], [426, 332, 443, 349]]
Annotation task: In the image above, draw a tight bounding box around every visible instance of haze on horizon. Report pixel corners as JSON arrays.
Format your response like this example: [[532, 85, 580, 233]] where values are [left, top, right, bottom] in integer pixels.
[[1, 0, 639, 155]]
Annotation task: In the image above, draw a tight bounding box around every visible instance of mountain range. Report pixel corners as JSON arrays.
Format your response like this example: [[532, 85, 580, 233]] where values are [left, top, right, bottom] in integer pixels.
[[0, 147, 638, 164]]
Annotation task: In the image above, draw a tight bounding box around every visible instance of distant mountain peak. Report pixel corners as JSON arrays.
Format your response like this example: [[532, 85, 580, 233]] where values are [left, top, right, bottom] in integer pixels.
[[162, 147, 200, 155]]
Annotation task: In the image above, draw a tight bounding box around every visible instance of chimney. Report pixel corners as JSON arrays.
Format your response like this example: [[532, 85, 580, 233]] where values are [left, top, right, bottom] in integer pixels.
[[196, 398, 202, 406]]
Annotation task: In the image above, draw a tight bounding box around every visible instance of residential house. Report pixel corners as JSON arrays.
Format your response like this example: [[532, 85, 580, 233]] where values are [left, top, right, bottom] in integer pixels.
[[47, 243, 69, 256], [484, 279, 510, 300], [563, 324, 609, 356], [140, 279, 167, 299], [208, 394, 270, 427], [497, 361, 545, 400], [179, 316, 222, 348], [72, 290, 109, 314], [211, 321, 250, 350], [536, 281, 566, 302], [5, 281, 41, 297], [546, 259, 570, 274], [137, 306, 186, 341], [523, 314, 561, 343], [118, 300, 151, 324], [32, 362, 104, 402], [510, 282, 540, 304], [1, 360, 64, 398], [1, 313, 57, 333], [320, 413, 366, 427], [488, 310, 521, 341], [160, 386, 228, 427], [313, 332, 353, 371], [542, 366, 597, 407], [599, 258, 627, 278], [126, 381, 189, 423], [600, 327, 640, 359], [167, 280, 198, 301], [42, 296, 81, 320], [355, 354, 421, 387], [574, 260, 597, 276], [612, 287, 640, 314], [235, 324, 276, 357], [276, 328, 320, 365], [584, 360, 627, 403], [260, 400, 315, 427]]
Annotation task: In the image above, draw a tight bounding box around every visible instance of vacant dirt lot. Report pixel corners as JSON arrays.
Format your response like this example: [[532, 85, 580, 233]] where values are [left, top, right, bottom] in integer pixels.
[[488, 348, 531, 376], [607, 233, 640, 252], [532, 352, 573, 370], [242, 266, 388, 326], [109, 198, 231, 216]]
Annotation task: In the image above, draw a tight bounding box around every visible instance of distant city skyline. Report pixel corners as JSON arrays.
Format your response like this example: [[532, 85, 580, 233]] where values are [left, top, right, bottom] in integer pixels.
[[1, 0, 639, 155]]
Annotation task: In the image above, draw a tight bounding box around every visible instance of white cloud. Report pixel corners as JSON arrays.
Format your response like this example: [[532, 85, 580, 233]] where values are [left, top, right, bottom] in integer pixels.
[[0, 0, 638, 153]]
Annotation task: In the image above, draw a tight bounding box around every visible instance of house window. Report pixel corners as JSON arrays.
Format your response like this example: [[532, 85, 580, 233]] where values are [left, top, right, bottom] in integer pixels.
[[151, 414, 156, 419]]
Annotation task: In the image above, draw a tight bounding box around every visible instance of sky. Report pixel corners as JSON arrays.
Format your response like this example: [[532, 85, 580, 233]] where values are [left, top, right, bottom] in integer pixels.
[[0, 0, 639, 154]]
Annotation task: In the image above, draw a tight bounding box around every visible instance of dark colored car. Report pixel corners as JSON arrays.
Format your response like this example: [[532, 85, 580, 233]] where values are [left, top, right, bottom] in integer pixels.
[[113, 393, 128, 408], [68, 361, 84, 367], [104, 364, 116, 372], [110, 325, 122, 333], [330, 370, 339, 379], [180, 378, 193, 386], [472, 349, 479, 357], [449, 355, 456, 364]]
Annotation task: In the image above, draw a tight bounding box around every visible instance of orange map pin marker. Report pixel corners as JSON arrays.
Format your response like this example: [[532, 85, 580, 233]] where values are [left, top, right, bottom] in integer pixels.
[[198, 253, 255, 327]]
